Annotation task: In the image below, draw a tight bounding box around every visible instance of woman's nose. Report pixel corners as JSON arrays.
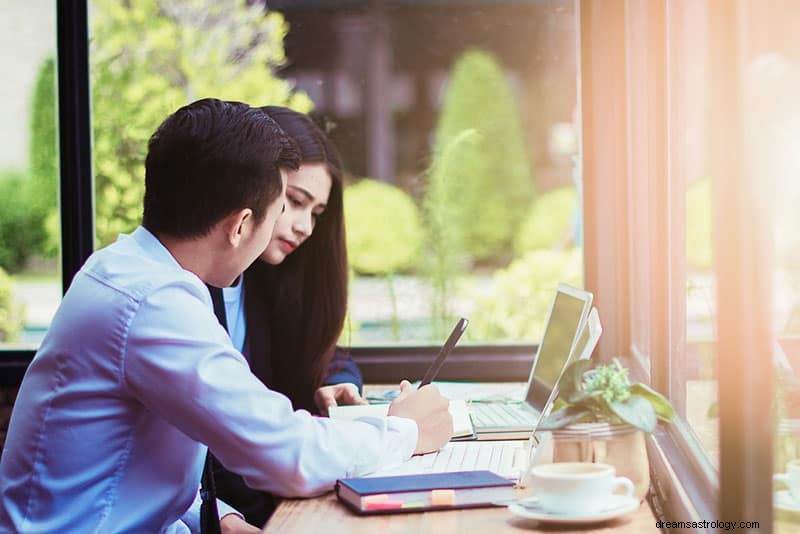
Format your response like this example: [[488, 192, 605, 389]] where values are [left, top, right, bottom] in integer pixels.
[[292, 212, 312, 237]]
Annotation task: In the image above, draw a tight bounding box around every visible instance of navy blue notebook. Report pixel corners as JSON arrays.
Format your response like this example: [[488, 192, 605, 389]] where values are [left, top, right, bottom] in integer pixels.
[[335, 470, 515, 515]]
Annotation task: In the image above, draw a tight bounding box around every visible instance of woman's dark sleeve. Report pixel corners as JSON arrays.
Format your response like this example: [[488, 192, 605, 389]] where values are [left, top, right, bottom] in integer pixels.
[[212, 455, 275, 527], [323, 346, 363, 391], [210, 270, 276, 526]]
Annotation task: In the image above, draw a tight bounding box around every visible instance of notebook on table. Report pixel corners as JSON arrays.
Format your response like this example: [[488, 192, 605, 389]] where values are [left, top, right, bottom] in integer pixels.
[[335, 470, 515, 514], [469, 284, 594, 439]]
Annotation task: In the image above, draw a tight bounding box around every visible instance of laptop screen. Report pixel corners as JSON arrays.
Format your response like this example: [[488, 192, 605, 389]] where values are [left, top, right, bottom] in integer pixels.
[[524, 287, 589, 410]]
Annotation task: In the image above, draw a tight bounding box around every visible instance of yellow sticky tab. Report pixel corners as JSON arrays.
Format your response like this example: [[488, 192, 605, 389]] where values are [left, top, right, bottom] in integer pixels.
[[430, 489, 456, 506]]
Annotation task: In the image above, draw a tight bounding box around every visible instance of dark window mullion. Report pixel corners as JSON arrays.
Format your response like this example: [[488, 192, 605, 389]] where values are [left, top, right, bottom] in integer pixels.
[[57, 0, 94, 293]]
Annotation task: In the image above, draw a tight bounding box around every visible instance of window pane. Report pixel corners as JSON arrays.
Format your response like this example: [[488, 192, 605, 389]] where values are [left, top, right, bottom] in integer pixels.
[[277, 2, 583, 345], [735, 1, 800, 524], [667, 2, 719, 467], [0, 1, 61, 350], [88, 1, 584, 347]]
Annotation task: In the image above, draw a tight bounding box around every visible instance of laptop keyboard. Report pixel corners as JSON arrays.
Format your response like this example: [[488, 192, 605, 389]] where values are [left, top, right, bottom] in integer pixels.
[[469, 403, 540, 428], [367, 441, 527, 480]]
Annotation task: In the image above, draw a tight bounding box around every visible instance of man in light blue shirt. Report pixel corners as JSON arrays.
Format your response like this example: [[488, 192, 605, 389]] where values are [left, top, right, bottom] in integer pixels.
[[0, 99, 453, 532]]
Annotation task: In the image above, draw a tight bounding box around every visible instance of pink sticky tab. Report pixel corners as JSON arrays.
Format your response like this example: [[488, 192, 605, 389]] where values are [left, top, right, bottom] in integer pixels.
[[364, 500, 404, 510], [430, 489, 456, 506], [362, 494, 390, 504]]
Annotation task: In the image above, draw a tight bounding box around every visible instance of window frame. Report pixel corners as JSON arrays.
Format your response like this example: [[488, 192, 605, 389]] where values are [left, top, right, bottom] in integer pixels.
[[57, 0, 94, 292], [582, 0, 777, 528], [709, 0, 775, 526]]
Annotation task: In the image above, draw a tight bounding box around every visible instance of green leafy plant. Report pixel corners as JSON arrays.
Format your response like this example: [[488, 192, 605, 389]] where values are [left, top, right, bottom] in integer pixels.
[[343, 179, 423, 276], [540, 359, 675, 433], [29, 56, 59, 258], [0, 170, 48, 273], [513, 186, 577, 257], [428, 48, 534, 265], [0, 266, 22, 343], [422, 129, 477, 338]]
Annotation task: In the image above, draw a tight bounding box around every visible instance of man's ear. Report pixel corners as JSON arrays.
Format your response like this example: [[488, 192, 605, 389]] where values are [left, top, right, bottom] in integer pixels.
[[222, 208, 253, 247]]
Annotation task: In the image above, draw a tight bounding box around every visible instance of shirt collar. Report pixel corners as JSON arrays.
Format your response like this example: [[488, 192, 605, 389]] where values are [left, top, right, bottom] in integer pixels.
[[130, 226, 185, 271]]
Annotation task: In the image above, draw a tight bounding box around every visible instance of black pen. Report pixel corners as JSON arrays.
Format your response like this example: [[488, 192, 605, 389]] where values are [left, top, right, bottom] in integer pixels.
[[418, 318, 469, 388]]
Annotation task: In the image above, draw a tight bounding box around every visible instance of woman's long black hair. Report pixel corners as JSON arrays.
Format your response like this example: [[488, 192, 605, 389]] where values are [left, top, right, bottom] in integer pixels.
[[251, 106, 348, 411]]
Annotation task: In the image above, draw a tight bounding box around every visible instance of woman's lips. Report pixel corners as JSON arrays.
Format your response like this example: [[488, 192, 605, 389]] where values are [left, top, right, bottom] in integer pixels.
[[278, 239, 297, 253]]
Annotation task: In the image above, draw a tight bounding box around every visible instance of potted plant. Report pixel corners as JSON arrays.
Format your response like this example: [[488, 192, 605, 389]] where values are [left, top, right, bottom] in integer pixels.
[[538, 359, 675, 500]]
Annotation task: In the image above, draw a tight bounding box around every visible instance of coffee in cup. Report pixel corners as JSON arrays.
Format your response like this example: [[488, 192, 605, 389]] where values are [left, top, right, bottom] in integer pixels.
[[529, 462, 635, 515], [774, 459, 800, 502]]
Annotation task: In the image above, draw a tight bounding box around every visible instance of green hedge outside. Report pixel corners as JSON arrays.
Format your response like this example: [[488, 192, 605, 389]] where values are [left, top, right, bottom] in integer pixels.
[[344, 179, 423, 276]]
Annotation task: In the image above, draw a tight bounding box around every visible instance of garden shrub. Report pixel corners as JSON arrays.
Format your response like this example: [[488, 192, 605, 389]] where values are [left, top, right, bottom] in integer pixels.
[[427, 48, 534, 264], [0, 266, 22, 343], [465, 248, 583, 342], [0, 170, 47, 273], [28, 56, 59, 258], [422, 129, 478, 338], [344, 179, 423, 276], [513, 185, 577, 256]]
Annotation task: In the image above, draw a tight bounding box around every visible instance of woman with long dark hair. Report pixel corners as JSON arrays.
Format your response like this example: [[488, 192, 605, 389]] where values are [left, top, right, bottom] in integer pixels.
[[248, 106, 361, 413], [213, 106, 365, 526]]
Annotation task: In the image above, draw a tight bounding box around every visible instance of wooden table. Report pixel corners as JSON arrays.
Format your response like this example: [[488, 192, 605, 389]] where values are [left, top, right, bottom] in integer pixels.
[[263, 492, 659, 533], [262, 383, 660, 532]]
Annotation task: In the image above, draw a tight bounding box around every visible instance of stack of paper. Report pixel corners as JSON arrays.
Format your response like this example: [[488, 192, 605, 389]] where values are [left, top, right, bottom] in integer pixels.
[[328, 399, 475, 440]]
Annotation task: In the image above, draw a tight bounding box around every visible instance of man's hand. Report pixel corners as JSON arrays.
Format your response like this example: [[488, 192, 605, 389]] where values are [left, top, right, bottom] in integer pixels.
[[220, 513, 259, 533], [387, 380, 452, 455], [314, 383, 368, 416]]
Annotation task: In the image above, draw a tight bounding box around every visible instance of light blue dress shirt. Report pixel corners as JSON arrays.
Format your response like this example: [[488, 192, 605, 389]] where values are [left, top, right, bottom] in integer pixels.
[[0, 227, 417, 532]]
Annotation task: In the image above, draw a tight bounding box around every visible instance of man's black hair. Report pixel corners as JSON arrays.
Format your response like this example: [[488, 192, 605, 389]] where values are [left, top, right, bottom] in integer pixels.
[[143, 98, 299, 238]]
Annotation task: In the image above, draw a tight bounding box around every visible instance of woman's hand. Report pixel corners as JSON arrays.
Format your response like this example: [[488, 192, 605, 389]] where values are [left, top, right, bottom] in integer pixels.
[[314, 383, 368, 416], [220, 513, 260, 533]]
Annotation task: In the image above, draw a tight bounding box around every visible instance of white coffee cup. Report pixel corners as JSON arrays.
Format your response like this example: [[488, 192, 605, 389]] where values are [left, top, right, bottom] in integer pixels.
[[774, 459, 800, 502], [530, 462, 635, 515]]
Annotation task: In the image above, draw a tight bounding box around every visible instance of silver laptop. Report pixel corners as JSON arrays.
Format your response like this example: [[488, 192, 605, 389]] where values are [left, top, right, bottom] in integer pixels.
[[364, 311, 602, 480], [364, 307, 604, 482], [470, 284, 593, 439]]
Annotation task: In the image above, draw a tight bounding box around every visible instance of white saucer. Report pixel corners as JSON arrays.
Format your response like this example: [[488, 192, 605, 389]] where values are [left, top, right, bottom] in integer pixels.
[[508, 495, 639, 525], [775, 490, 800, 513]]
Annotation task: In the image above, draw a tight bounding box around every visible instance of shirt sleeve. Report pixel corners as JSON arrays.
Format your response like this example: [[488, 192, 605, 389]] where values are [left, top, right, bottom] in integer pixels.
[[323, 347, 363, 391], [217, 500, 242, 523], [122, 281, 417, 498], [178, 489, 201, 533]]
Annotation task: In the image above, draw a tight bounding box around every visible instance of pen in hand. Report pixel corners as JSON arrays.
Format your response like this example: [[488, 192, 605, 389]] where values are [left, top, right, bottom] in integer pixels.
[[418, 318, 468, 389]]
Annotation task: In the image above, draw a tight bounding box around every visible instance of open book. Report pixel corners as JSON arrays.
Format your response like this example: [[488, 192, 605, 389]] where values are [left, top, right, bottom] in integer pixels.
[[328, 399, 475, 440]]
